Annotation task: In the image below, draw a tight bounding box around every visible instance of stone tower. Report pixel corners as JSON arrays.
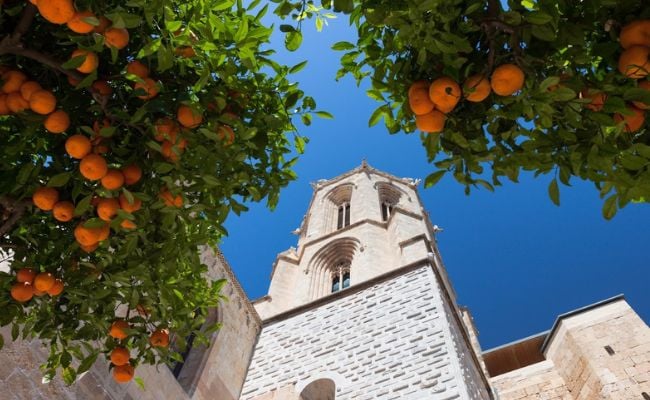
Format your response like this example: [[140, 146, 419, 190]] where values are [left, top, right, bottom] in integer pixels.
[[241, 162, 494, 399]]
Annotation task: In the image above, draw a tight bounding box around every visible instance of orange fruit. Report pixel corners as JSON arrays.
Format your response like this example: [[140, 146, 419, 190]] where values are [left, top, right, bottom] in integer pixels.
[[491, 64, 525, 96], [29, 89, 57, 115], [52, 201, 75, 222], [97, 223, 110, 242], [614, 105, 646, 132], [110, 347, 130, 366], [133, 77, 158, 100], [154, 118, 179, 142], [6, 91, 30, 113], [633, 80, 650, 110], [463, 74, 491, 102], [175, 46, 196, 58], [71, 49, 99, 74], [109, 320, 130, 340], [160, 189, 183, 207], [619, 20, 650, 49], [112, 363, 135, 383], [408, 80, 429, 98], [408, 84, 434, 116], [161, 140, 184, 162], [74, 223, 101, 246], [80, 243, 98, 253], [92, 80, 113, 96], [0, 94, 10, 115], [33, 186, 59, 211], [47, 279, 64, 296], [118, 193, 142, 213], [34, 272, 55, 292], [65, 134, 92, 159], [34, 289, 48, 297], [11, 282, 34, 303], [44, 110, 70, 133], [17, 268, 36, 284], [120, 219, 136, 229], [217, 125, 235, 146], [67, 10, 96, 34], [126, 60, 149, 78], [80, 154, 108, 180], [37, 0, 75, 24], [93, 16, 111, 34], [149, 329, 169, 347], [618, 45, 650, 79], [104, 28, 129, 49], [177, 104, 203, 128], [96, 198, 120, 221], [581, 89, 607, 112], [101, 169, 125, 190], [19, 81, 42, 101], [429, 77, 461, 113], [415, 110, 446, 133], [1, 70, 27, 93], [67, 75, 81, 87], [121, 164, 142, 185]]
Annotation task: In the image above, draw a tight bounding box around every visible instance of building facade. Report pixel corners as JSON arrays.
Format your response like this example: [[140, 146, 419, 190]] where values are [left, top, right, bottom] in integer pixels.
[[1, 163, 649, 399]]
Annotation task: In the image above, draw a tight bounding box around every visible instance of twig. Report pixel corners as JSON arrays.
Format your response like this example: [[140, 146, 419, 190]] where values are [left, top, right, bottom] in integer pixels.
[[12, 4, 37, 41], [0, 45, 85, 82], [0, 198, 31, 237]]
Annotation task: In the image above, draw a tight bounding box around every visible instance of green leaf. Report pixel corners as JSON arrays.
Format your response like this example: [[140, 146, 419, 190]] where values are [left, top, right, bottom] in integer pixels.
[[315, 111, 334, 119], [548, 178, 560, 206], [368, 104, 388, 127], [333, 0, 354, 13], [602, 195, 618, 220], [77, 351, 99, 375], [531, 24, 557, 41], [332, 41, 355, 51], [285, 31, 302, 52], [289, 61, 308, 74], [47, 172, 72, 187], [135, 376, 145, 390], [62, 367, 76, 386], [526, 11, 553, 25], [424, 170, 446, 188], [623, 87, 650, 105]]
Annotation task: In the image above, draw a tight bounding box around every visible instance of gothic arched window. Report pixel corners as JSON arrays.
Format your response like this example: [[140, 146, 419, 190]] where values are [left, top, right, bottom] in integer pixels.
[[325, 184, 353, 232], [337, 202, 350, 229], [330, 261, 350, 293], [376, 182, 403, 222]]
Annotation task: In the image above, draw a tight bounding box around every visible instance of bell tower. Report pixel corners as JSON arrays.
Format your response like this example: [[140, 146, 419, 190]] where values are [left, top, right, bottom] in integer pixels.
[[242, 162, 493, 400]]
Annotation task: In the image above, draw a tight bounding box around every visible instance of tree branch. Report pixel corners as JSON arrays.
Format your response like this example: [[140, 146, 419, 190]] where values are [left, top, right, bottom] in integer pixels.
[[0, 45, 86, 82], [13, 4, 37, 41], [0, 198, 31, 237]]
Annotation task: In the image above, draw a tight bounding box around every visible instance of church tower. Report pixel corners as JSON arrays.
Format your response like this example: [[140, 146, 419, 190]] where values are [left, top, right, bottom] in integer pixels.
[[241, 162, 493, 399]]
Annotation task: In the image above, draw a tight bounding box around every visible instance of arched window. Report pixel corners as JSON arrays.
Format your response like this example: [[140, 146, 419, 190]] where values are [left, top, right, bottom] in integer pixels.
[[307, 237, 359, 299], [324, 184, 353, 232], [376, 182, 403, 222], [380, 201, 393, 221], [330, 262, 350, 293], [299, 378, 336, 400], [336, 202, 350, 229]]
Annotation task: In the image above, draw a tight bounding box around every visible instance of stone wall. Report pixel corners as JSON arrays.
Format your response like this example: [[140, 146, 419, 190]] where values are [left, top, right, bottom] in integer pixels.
[[490, 360, 571, 400], [241, 265, 492, 400]]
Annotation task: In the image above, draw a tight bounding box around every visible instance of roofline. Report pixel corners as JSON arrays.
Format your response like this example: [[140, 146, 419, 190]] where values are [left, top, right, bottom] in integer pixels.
[[540, 294, 626, 352], [482, 330, 550, 355]]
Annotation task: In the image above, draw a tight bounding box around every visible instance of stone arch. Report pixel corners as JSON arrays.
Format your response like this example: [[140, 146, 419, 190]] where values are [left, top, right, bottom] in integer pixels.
[[295, 371, 349, 396], [375, 181, 408, 221], [307, 237, 360, 299], [321, 183, 354, 231], [298, 379, 335, 400]]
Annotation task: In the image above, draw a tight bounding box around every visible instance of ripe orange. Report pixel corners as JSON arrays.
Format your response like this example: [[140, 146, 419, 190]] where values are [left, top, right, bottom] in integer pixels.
[[80, 243, 98, 253], [154, 118, 179, 142], [415, 110, 446, 133], [16, 268, 36, 284], [110, 347, 130, 366], [67, 10, 96, 34], [29, 89, 57, 115], [19, 81, 42, 101], [65, 134, 92, 159], [126, 60, 149, 78], [80, 154, 108, 180], [93, 16, 111, 34], [429, 77, 461, 113], [1, 70, 27, 93], [491, 64, 525, 96], [614, 105, 646, 132], [177, 104, 203, 128], [37, 0, 75, 24], [52, 201, 75, 222], [71, 49, 99, 74], [217, 125, 235, 146], [104, 28, 129, 49], [119, 193, 142, 213], [133, 78, 159, 100], [96, 198, 120, 221], [149, 329, 169, 347], [408, 80, 429, 98], [101, 169, 125, 190], [408, 83, 434, 115], [619, 20, 650, 49], [618, 45, 650, 79], [47, 279, 64, 296], [120, 219, 136, 229], [0, 94, 10, 115], [33, 186, 59, 211], [6, 91, 30, 113], [633, 80, 650, 109], [109, 320, 130, 340], [11, 282, 34, 303], [161, 140, 184, 162], [463, 75, 491, 102], [97, 222, 110, 242], [160, 189, 183, 208], [581, 89, 607, 112], [175, 46, 196, 58], [44, 110, 70, 133], [34, 289, 48, 297], [121, 164, 142, 185], [34, 272, 55, 292], [112, 363, 135, 383], [74, 223, 101, 246], [92, 80, 113, 96]]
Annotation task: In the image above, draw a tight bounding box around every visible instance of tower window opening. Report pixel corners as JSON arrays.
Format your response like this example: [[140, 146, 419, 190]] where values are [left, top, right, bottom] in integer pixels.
[[337, 202, 351, 229], [330, 262, 351, 293], [381, 201, 394, 221]]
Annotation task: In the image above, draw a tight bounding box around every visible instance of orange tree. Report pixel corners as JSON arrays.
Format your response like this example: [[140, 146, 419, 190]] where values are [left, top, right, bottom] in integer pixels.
[[276, 0, 650, 218], [0, 0, 319, 385]]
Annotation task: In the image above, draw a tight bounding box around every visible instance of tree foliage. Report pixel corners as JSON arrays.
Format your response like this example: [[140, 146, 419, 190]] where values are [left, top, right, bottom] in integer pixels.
[[0, 0, 319, 384], [276, 0, 650, 219]]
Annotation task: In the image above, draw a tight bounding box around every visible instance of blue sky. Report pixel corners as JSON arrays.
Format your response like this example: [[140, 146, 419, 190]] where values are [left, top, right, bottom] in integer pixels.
[[220, 11, 649, 350]]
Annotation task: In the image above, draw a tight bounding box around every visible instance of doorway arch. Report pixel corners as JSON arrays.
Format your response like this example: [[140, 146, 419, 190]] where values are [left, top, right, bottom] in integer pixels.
[[299, 378, 336, 400]]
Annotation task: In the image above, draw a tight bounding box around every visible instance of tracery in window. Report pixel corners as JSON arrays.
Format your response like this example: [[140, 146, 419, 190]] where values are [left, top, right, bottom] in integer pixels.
[[330, 262, 350, 293], [376, 182, 403, 222]]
